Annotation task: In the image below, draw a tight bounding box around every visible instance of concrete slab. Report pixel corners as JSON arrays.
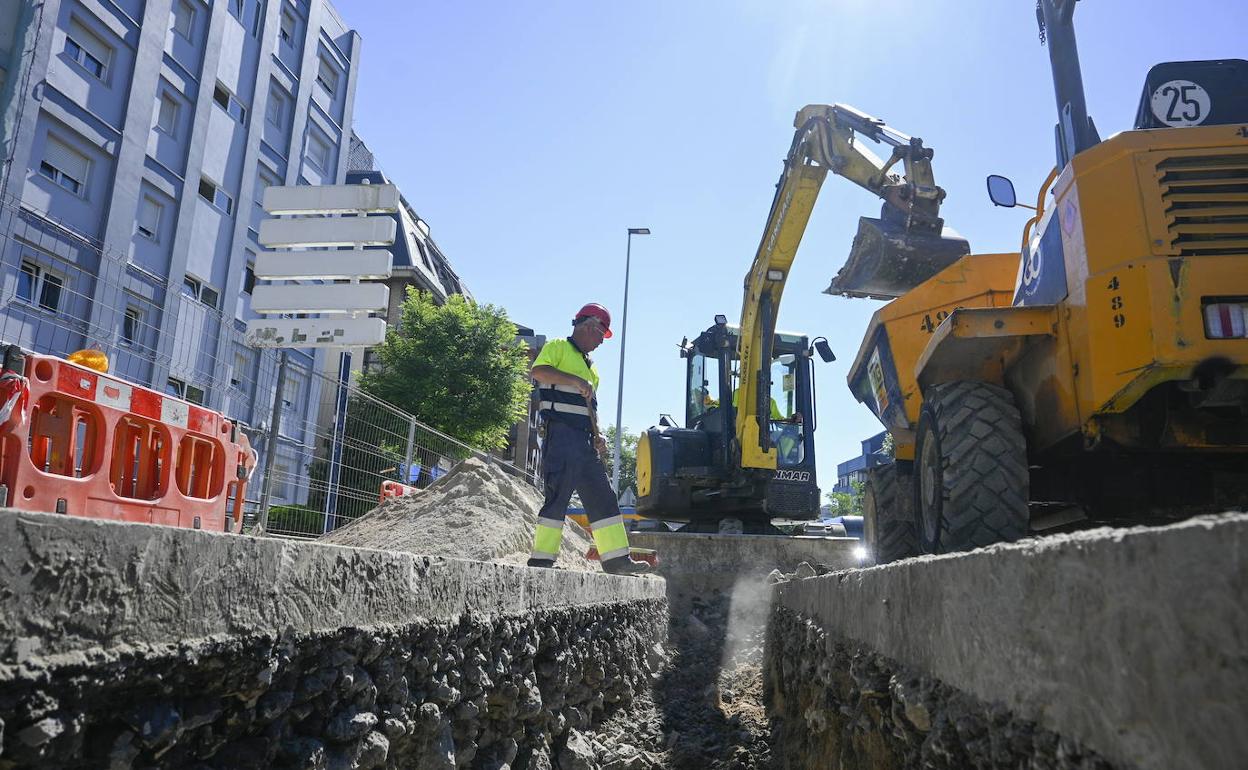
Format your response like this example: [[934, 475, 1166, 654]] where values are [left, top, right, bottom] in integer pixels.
[[630, 532, 862, 615], [771, 513, 1248, 770], [0, 508, 665, 663]]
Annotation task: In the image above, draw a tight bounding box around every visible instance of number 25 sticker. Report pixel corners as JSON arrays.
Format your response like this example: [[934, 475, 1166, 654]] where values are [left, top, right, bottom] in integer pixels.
[[1151, 80, 1211, 127]]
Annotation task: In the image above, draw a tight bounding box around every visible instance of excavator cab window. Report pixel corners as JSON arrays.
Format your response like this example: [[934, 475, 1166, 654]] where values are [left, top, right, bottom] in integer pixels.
[[687, 349, 728, 430], [769, 355, 804, 466]]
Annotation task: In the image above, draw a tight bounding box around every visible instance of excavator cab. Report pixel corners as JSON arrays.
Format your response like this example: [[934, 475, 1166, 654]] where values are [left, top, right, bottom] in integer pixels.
[[636, 317, 826, 532], [684, 322, 813, 470]]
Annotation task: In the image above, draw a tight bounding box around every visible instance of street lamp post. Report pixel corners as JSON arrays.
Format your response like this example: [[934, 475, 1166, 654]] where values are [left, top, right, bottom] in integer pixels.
[[613, 227, 650, 496]]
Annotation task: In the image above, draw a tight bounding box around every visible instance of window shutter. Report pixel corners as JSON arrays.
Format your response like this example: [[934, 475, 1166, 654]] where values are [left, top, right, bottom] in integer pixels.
[[139, 197, 161, 235], [69, 20, 110, 68], [44, 137, 89, 182]]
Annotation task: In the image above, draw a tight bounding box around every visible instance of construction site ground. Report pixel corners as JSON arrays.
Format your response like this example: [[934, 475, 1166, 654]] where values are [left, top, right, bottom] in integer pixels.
[[2, 458, 1245, 768]]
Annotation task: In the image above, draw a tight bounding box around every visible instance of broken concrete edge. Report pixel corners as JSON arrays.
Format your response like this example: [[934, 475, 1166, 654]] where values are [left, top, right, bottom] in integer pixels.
[[770, 512, 1248, 770], [0, 508, 665, 664]]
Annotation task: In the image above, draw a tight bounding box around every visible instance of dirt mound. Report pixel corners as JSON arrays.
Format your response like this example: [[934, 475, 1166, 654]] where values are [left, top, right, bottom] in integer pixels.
[[321, 457, 596, 570]]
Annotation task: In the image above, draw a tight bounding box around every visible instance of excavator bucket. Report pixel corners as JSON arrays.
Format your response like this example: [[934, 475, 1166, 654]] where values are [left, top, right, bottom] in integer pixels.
[[825, 216, 971, 299]]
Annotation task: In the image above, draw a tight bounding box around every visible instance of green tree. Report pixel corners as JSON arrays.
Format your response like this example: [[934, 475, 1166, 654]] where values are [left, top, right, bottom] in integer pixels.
[[602, 425, 638, 497], [881, 432, 895, 458], [824, 479, 865, 516], [360, 290, 532, 450]]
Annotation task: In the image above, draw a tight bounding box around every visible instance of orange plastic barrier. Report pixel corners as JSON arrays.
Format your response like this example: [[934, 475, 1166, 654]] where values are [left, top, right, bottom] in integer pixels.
[[0, 351, 255, 532], [379, 479, 419, 503]]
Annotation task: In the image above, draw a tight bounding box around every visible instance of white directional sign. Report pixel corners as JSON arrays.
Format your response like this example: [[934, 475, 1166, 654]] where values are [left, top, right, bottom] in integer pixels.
[[254, 249, 393, 281], [246, 183, 399, 349], [262, 183, 401, 215], [258, 216, 396, 249], [245, 317, 389, 348], [251, 283, 389, 314]]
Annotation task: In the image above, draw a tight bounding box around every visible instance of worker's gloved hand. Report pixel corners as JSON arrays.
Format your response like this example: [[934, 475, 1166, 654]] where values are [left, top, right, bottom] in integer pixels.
[[602, 555, 652, 576]]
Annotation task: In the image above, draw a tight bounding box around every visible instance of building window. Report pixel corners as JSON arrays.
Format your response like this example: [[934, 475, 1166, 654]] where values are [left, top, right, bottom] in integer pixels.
[[172, 0, 195, 40], [39, 137, 89, 196], [156, 91, 179, 136], [137, 197, 162, 241], [228, 0, 245, 23], [243, 262, 256, 294], [273, 462, 290, 499], [278, 9, 295, 45], [316, 56, 338, 96], [282, 371, 305, 409], [197, 177, 233, 215], [231, 350, 249, 387], [17, 260, 65, 312], [307, 133, 330, 172], [255, 169, 279, 215], [122, 306, 143, 345], [213, 83, 247, 124], [182, 275, 220, 309], [166, 377, 185, 398], [65, 21, 110, 80], [265, 85, 286, 127], [185, 384, 205, 405]]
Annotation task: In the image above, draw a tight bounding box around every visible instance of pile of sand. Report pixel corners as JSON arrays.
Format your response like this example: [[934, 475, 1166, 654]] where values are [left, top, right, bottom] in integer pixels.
[[321, 457, 596, 571]]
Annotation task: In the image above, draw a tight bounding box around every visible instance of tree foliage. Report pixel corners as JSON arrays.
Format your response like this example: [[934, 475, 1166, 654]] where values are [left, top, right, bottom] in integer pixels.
[[602, 425, 638, 497], [825, 479, 865, 516], [359, 290, 532, 450]]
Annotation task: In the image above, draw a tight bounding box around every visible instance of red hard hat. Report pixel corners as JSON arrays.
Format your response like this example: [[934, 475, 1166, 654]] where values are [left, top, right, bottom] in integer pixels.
[[575, 303, 613, 338]]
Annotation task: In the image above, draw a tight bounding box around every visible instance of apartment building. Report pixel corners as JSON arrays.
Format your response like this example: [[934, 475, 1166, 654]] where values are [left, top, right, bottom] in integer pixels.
[[0, 0, 363, 508]]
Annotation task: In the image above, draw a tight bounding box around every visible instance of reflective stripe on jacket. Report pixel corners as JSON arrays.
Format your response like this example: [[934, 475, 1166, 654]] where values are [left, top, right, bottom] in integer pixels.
[[533, 338, 599, 431]]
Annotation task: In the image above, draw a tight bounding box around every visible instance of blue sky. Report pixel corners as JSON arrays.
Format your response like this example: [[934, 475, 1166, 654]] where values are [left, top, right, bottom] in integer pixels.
[[342, 0, 1245, 494]]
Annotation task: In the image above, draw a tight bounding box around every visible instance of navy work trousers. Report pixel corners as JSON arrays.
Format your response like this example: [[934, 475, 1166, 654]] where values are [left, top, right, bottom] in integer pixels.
[[536, 420, 622, 534]]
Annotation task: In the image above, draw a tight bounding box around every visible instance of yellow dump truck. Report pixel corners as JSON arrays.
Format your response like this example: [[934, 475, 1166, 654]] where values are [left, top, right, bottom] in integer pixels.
[[830, 0, 1248, 561]]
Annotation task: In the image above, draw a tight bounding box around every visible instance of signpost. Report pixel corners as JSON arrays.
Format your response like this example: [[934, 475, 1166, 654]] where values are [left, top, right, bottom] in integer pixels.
[[248, 183, 400, 535]]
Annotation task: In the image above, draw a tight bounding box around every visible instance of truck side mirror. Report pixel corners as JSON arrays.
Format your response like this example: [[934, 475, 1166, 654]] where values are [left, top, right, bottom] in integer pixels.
[[987, 174, 1017, 208], [814, 338, 835, 363]]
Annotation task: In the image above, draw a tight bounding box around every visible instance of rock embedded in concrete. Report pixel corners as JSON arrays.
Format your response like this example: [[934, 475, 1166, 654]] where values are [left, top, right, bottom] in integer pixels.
[[765, 607, 1113, 769], [767, 514, 1248, 770]]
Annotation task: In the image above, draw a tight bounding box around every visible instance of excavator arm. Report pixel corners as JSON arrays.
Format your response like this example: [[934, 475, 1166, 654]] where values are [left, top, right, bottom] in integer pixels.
[[736, 104, 967, 469]]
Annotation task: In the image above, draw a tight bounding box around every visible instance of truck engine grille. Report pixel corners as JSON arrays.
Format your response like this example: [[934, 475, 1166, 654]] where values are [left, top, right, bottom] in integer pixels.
[[1156, 153, 1248, 256]]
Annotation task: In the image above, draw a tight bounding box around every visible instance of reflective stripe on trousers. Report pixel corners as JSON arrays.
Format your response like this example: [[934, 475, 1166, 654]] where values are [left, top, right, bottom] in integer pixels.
[[529, 420, 631, 561]]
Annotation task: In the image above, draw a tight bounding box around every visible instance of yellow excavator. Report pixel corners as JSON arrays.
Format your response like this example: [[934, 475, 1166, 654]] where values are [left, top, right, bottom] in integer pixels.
[[636, 104, 968, 532]]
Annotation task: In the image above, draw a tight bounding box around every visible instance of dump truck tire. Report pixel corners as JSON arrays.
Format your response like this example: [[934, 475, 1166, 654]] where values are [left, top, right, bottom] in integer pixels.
[[864, 462, 918, 564], [915, 381, 1028, 553]]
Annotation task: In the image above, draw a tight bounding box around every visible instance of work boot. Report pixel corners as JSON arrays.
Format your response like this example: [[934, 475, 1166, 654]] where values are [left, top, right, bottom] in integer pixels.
[[602, 555, 652, 576], [527, 557, 556, 569]]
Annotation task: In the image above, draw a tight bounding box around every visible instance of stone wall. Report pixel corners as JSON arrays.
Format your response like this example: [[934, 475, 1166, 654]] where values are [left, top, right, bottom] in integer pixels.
[[0, 510, 668, 768], [764, 607, 1110, 769], [764, 514, 1248, 770]]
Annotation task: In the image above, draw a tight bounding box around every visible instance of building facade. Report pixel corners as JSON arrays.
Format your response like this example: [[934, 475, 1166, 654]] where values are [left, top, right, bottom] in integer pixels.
[[0, 0, 362, 508], [833, 431, 889, 494]]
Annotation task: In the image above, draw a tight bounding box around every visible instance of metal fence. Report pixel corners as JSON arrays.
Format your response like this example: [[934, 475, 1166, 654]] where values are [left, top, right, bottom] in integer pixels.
[[255, 354, 539, 537], [0, 192, 536, 538]]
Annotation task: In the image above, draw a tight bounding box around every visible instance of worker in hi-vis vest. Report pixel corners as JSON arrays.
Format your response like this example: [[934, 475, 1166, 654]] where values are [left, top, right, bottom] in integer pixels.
[[527, 303, 651, 575]]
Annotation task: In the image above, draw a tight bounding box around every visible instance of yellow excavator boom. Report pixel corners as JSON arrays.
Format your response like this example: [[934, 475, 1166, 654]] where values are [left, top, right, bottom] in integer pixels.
[[735, 104, 964, 469]]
